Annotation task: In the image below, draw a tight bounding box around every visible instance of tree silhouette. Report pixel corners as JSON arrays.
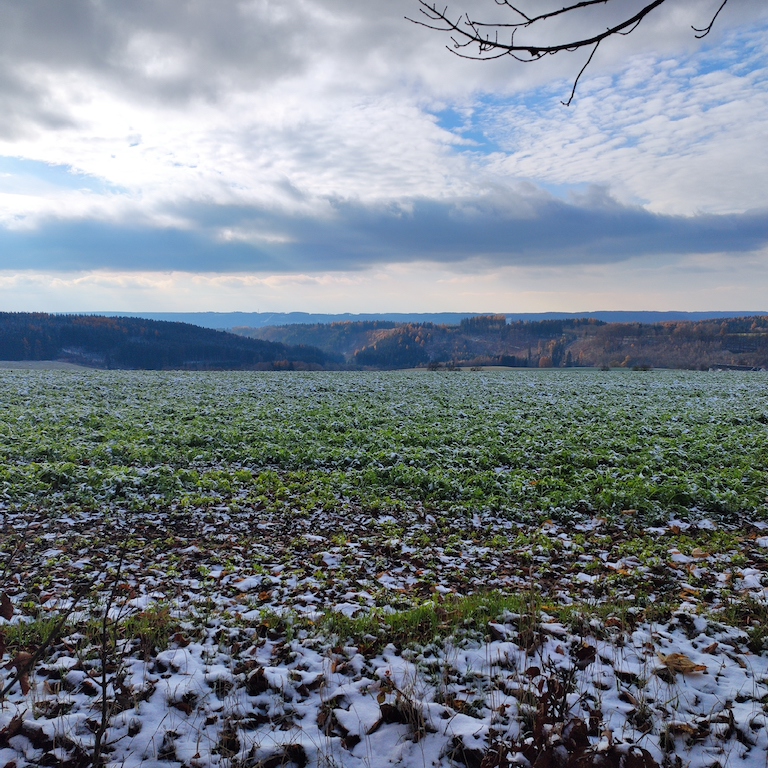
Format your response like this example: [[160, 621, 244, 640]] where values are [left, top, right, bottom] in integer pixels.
[[409, 0, 730, 104]]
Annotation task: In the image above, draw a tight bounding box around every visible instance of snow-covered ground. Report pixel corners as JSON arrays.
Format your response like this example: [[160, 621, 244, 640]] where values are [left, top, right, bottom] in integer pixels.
[[2, 505, 768, 767]]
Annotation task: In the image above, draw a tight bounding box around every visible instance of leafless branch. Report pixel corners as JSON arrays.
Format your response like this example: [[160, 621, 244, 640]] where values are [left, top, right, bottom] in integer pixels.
[[475, 0, 613, 29], [92, 545, 128, 768], [692, 0, 729, 38], [409, 0, 668, 57], [408, 0, 734, 104], [562, 41, 600, 106]]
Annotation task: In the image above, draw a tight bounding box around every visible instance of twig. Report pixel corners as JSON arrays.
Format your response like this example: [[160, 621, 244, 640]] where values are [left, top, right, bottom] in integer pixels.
[[92, 545, 128, 768], [562, 41, 600, 106], [692, 0, 729, 38]]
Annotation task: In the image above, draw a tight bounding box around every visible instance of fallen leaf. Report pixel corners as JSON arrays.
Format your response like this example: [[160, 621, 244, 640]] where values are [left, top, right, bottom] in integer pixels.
[[0, 714, 23, 746], [17, 672, 31, 695], [667, 722, 698, 735], [657, 652, 707, 675], [0, 592, 12, 621], [4, 651, 33, 674], [573, 643, 597, 669], [691, 548, 708, 559], [618, 690, 638, 706], [525, 666, 540, 678], [624, 745, 661, 768], [43, 680, 60, 695]]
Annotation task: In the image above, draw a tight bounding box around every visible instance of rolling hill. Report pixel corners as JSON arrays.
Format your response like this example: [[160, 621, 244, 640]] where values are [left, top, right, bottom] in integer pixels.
[[0, 313, 339, 370], [234, 314, 768, 370]]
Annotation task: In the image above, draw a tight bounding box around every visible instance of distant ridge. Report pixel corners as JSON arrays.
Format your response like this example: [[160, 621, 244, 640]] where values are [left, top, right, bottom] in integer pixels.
[[80, 310, 766, 331]]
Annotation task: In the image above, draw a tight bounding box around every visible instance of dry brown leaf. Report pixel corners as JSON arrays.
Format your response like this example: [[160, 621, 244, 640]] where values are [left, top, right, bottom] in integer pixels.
[[0, 592, 13, 621], [574, 643, 597, 669], [172, 700, 194, 715], [691, 548, 709, 559], [4, 651, 34, 695], [43, 680, 60, 696], [618, 689, 638, 706], [657, 652, 707, 674], [667, 722, 698, 735], [4, 651, 33, 673], [727, 653, 748, 669]]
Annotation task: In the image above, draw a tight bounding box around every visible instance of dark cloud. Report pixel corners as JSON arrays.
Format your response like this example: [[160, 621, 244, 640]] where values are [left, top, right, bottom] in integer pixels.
[[0, 0, 326, 114], [2, 190, 767, 273]]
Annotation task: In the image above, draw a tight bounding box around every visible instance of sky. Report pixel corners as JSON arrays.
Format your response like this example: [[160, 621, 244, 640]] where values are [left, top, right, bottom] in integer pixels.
[[0, 0, 767, 313]]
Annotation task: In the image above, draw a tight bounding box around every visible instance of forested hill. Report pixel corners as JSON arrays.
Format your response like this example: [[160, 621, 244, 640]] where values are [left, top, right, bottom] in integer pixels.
[[234, 315, 768, 370], [4, 312, 767, 371], [0, 313, 338, 370]]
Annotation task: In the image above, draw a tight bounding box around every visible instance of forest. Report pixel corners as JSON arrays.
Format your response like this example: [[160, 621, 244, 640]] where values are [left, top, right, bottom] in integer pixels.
[[236, 314, 768, 370], [0, 313, 337, 370]]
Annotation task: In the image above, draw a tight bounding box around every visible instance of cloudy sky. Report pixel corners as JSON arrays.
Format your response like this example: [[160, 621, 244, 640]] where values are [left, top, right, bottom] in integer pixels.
[[1, 0, 767, 313]]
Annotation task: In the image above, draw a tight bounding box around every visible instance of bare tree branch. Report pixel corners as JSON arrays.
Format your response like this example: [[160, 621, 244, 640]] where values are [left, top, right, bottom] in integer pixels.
[[407, 0, 733, 104], [409, 0, 668, 57]]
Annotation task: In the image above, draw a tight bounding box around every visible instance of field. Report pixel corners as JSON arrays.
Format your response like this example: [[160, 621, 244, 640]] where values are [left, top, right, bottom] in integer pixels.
[[1, 369, 768, 768]]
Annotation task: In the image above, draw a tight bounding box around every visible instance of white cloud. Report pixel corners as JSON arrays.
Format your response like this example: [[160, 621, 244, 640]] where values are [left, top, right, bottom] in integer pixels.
[[0, 1, 764, 224], [481, 25, 768, 215], [0, 0, 767, 310]]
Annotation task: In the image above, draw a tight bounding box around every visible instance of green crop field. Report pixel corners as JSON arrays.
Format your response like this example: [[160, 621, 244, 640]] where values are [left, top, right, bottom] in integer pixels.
[[3, 368, 767, 524], [1, 369, 768, 768]]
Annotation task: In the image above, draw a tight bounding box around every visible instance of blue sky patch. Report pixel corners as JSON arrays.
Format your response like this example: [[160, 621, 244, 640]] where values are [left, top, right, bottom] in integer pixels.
[[0, 157, 124, 194]]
